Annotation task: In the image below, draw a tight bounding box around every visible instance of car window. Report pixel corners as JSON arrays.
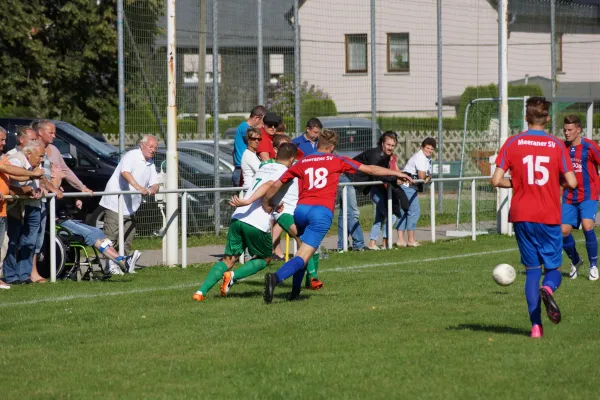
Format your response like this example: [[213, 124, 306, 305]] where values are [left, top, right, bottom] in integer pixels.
[[179, 148, 230, 172], [56, 123, 116, 158], [77, 151, 96, 168], [331, 127, 375, 153], [54, 137, 71, 155]]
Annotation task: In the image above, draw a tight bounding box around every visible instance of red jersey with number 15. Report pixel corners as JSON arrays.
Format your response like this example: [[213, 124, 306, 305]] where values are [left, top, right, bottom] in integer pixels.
[[279, 152, 362, 212], [496, 130, 572, 225]]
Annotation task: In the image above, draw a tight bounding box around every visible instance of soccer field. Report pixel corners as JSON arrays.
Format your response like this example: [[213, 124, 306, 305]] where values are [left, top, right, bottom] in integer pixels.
[[2, 233, 599, 399]]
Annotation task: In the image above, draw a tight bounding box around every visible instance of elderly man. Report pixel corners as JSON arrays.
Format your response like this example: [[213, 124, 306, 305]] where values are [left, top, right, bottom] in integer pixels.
[[0, 129, 45, 288], [4, 140, 46, 284], [99, 134, 160, 274]]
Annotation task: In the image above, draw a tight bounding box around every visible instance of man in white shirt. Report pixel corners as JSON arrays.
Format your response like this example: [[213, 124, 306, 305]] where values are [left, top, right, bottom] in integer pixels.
[[396, 137, 436, 247], [99, 135, 160, 272]]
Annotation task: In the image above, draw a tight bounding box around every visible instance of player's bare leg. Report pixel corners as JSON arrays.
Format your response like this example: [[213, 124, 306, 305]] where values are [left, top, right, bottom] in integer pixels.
[[562, 223, 583, 279]]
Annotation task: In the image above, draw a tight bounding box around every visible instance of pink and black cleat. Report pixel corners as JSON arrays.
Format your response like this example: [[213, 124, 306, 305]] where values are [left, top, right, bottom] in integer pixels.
[[530, 324, 543, 338], [540, 286, 561, 324]]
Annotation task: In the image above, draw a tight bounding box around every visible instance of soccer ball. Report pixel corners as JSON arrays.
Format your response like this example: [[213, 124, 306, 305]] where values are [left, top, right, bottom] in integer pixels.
[[492, 263, 516, 286]]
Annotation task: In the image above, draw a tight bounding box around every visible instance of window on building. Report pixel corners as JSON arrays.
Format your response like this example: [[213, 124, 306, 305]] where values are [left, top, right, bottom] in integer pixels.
[[387, 33, 409, 72], [183, 53, 221, 84], [555, 33, 563, 73], [345, 34, 368, 73], [269, 54, 284, 85]]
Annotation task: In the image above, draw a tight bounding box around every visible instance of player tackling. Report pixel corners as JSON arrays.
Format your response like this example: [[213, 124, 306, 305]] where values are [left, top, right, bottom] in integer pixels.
[[492, 97, 577, 338], [560, 115, 600, 280], [260, 129, 413, 303]]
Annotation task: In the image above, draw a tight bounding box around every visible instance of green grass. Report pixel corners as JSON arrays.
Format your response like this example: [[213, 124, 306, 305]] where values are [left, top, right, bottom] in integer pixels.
[[2, 232, 599, 399]]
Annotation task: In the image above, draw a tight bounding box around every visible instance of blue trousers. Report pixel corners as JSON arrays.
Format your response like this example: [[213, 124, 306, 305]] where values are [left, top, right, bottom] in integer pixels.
[[4, 205, 41, 282], [395, 186, 420, 231], [337, 175, 365, 250], [369, 186, 396, 241]]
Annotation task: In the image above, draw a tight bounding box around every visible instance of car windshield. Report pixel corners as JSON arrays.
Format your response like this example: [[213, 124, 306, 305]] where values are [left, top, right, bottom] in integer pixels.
[[57, 122, 117, 158], [330, 127, 378, 153]]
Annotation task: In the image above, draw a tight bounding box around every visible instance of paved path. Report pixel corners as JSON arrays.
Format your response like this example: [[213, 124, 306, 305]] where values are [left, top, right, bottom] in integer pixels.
[[137, 222, 491, 267]]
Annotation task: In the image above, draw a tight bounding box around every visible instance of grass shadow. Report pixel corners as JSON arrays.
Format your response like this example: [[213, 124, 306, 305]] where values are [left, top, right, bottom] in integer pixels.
[[447, 323, 530, 336]]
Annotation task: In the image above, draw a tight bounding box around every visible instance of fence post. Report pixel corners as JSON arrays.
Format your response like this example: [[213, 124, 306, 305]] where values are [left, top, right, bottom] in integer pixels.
[[257, 0, 264, 105], [471, 179, 476, 241], [430, 181, 436, 243], [293, 0, 301, 136], [49, 196, 56, 283], [587, 102, 594, 140], [387, 184, 393, 249], [342, 185, 348, 252], [370, 0, 377, 148], [118, 194, 125, 256], [404, 135, 410, 160], [182, 191, 187, 268]]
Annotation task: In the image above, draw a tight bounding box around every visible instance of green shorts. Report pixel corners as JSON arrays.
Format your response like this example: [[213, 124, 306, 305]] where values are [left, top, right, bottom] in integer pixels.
[[276, 213, 295, 235], [224, 219, 272, 259]]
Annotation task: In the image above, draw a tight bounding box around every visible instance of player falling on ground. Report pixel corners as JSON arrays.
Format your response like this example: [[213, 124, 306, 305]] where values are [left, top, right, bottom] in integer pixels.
[[260, 129, 413, 303], [560, 115, 600, 281], [192, 143, 298, 302], [492, 97, 577, 338]]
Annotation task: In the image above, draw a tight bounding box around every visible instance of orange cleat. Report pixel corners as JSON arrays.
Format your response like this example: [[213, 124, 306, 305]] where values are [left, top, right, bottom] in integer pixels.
[[220, 271, 234, 297], [192, 292, 206, 302], [308, 278, 324, 290]]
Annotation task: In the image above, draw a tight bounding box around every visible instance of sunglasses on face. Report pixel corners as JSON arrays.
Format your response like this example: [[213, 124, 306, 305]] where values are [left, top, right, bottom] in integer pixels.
[[248, 137, 262, 141]]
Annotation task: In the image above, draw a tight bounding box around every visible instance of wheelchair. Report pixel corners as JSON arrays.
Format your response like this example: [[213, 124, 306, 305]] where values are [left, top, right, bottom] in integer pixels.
[[37, 224, 108, 281]]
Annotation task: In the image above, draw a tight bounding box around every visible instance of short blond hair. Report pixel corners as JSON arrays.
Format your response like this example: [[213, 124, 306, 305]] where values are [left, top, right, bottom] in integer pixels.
[[317, 129, 338, 150]]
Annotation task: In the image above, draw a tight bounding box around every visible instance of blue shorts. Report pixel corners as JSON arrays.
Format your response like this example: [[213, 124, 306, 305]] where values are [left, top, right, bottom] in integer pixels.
[[562, 200, 598, 228], [513, 222, 562, 269], [293, 204, 333, 249]]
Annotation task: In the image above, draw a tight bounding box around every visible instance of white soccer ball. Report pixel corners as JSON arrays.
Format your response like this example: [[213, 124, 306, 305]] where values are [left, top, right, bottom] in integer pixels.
[[493, 263, 516, 286]]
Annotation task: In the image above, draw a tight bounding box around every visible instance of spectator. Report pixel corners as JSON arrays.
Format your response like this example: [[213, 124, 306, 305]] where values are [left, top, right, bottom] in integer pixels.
[[6, 126, 38, 156], [0, 128, 44, 288], [367, 132, 402, 250], [232, 106, 267, 186], [4, 141, 46, 284], [240, 127, 262, 188], [395, 137, 436, 247], [99, 135, 159, 274], [292, 118, 322, 156], [257, 112, 282, 161]]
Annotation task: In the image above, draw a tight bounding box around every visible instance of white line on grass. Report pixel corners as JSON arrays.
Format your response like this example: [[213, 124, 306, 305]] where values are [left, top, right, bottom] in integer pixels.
[[0, 246, 519, 308]]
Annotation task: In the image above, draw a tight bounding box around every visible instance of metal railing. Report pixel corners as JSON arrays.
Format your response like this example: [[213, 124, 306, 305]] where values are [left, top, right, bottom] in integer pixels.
[[6, 174, 493, 282]]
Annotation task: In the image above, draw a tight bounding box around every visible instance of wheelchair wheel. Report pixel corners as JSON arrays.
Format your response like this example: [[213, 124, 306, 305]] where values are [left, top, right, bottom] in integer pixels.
[[37, 234, 67, 279]]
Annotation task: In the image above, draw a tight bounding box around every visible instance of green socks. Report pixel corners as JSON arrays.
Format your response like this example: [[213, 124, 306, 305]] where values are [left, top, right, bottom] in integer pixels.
[[306, 253, 320, 285], [198, 261, 228, 294], [232, 258, 268, 281]]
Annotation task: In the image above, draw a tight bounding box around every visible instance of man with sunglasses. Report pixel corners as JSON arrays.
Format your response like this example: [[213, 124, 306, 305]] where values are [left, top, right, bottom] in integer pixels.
[[257, 112, 282, 161]]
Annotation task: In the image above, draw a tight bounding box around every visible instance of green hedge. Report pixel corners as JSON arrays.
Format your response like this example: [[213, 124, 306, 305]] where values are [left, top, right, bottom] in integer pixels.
[[377, 117, 462, 132], [302, 99, 337, 118]]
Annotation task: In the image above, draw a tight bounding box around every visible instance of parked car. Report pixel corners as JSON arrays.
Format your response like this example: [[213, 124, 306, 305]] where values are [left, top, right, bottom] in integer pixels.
[[317, 116, 382, 158], [223, 127, 237, 140], [165, 140, 235, 173]]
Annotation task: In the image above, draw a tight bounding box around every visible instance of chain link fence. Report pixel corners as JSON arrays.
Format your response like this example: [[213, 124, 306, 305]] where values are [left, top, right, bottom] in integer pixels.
[[117, 0, 600, 238]]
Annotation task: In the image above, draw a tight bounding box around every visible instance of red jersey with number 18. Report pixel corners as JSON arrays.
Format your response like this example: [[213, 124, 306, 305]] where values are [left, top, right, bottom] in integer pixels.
[[279, 152, 362, 212], [495, 129, 573, 225]]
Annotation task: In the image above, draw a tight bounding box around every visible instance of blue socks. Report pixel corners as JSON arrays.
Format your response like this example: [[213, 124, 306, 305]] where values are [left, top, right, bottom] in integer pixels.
[[583, 229, 598, 267], [563, 234, 580, 264], [275, 256, 306, 283], [292, 266, 307, 289], [525, 267, 543, 326], [542, 268, 562, 292]]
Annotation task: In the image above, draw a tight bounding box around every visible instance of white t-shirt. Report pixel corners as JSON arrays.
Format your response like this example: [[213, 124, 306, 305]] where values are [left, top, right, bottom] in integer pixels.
[[99, 148, 160, 215], [403, 149, 433, 177], [269, 162, 299, 216], [241, 149, 260, 187], [231, 162, 287, 232], [8, 151, 41, 208]]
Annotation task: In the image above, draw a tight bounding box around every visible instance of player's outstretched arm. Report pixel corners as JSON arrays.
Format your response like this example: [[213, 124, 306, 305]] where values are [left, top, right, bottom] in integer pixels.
[[229, 180, 275, 207], [491, 167, 512, 188], [358, 164, 414, 183], [262, 180, 284, 213], [563, 171, 577, 190]]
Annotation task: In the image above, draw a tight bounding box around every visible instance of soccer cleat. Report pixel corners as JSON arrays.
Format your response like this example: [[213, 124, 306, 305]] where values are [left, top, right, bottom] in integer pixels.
[[306, 277, 324, 290], [124, 250, 142, 274], [220, 271, 235, 297], [192, 291, 206, 302], [589, 266, 599, 281], [288, 286, 302, 301], [540, 286, 561, 324], [569, 257, 583, 279], [530, 324, 543, 338], [263, 273, 277, 304]]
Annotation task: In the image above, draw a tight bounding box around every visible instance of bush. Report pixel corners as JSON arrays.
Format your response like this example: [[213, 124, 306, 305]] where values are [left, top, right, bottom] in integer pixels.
[[377, 116, 462, 132], [302, 99, 337, 119], [267, 77, 336, 119]]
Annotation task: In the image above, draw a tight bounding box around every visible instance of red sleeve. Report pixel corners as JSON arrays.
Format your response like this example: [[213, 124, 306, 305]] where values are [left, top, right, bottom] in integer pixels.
[[280, 162, 303, 183], [256, 132, 274, 157], [295, 148, 305, 160], [339, 156, 362, 174], [590, 141, 600, 166], [495, 141, 511, 171]]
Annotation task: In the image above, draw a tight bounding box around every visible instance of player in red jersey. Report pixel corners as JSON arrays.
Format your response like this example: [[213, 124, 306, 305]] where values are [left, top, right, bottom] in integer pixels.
[[492, 97, 577, 338], [260, 129, 413, 303], [560, 115, 600, 280]]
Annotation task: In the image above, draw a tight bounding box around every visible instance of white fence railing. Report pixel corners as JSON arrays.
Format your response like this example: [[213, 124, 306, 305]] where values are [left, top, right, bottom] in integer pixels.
[[6, 175, 494, 283]]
